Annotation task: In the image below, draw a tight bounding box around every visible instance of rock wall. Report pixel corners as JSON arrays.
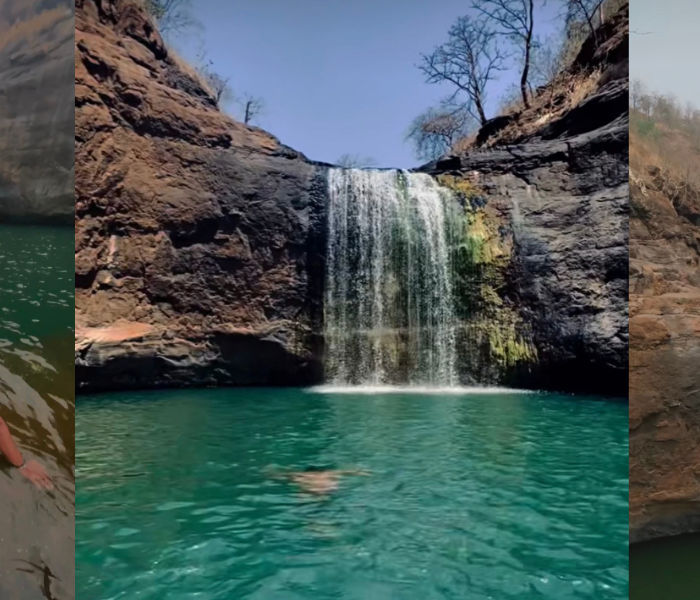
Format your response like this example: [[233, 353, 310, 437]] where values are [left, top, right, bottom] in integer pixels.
[[423, 81, 629, 395], [0, 0, 74, 223], [629, 165, 700, 542], [422, 6, 629, 395], [75, 0, 628, 396], [75, 0, 327, 391]]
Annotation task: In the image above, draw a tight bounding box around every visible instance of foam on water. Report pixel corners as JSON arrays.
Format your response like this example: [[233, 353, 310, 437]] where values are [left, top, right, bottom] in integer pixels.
[[310, 384, 533, 395]]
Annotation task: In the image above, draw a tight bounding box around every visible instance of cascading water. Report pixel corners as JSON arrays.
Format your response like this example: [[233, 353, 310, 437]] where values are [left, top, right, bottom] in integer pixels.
[[324, 168, 458, 386]]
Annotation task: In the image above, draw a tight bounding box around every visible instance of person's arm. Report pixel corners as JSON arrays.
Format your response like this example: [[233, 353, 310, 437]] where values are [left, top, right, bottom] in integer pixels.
[[0, 416, 24, 467], [0, 416, 52, 490]]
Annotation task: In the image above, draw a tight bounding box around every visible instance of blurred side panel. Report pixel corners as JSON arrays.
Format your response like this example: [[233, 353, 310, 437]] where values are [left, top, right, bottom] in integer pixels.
[[0, 0, 74, 223]]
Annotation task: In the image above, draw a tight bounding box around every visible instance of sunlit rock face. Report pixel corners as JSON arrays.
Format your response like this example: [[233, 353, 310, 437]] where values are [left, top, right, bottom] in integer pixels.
[[0, 0, 74, 223], [629, 163, 700, 542], [75, 0, 627, 396]]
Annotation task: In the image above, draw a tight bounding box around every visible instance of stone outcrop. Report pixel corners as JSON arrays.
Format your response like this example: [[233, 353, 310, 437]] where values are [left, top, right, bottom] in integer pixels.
[[423, 101, 628, 394], [75, 0, 628, 395], [421, 5, 629, 395], [629, 163, 700, 542], [75, 0, 327, 391], [0, 0, 74, 223]]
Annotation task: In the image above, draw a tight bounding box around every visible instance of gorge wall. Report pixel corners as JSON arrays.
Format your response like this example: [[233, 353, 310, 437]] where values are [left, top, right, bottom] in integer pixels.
[[0, 0, 74, 223], [629, 137, 700, 541], [75, 0, 628, 395]]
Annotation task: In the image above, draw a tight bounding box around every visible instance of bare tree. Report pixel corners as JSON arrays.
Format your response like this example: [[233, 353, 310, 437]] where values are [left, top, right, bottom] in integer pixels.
[[419, 17, 506, 126], [473, 0, 535, 109], [194, 56, 233, 108], [565, 0, 605, 46], [406, 105, 473, 161], [630, 79, 646, 111], [205, 71, 232, 107], [238, 94, 265, 125], [144, 0, 195, 37], [531, 34, 564, 88], [336, 154, 377, 168]]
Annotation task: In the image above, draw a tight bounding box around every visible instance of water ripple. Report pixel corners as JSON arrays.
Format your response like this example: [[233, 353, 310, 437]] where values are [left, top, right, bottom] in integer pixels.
[[77, 388, 627, 599]]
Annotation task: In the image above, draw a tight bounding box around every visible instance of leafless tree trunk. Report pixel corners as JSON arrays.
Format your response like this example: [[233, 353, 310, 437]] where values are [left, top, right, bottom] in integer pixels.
[[240, 95, 265, 125], [419, 17, 506, 126], [473, 0, 535, 109], [567, 0, 606, 47], [144, 0, 195, 37]]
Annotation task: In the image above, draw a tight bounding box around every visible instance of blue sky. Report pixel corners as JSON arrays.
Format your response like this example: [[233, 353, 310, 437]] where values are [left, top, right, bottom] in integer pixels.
[[631, 0, 700, 107], [176, 1, 564, 168]]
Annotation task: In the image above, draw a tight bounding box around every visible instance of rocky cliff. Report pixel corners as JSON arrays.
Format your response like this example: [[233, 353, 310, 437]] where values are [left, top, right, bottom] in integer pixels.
[[0, 0, 74, 223], [75, 0, 628, 395], [75, 0, 327, 391], [629, 131, 700, 541], [422, 4, 628, 395]]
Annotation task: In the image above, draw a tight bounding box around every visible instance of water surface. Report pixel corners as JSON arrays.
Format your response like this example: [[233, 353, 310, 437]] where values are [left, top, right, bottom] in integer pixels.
[[77, 387, 627, 599], [0, 224, 74, 600], [630, 533, 700, 599]]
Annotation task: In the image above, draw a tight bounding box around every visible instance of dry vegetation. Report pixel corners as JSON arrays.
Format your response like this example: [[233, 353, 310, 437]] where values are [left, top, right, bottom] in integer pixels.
[[470, 0, 627, 147], [0, 4, 71, 55], [138, 0, 264, 120], [409, 0, 627, 158], [482, 67, 604, 146], [629, 87, 700, 236], [166, 45, 218, 101], [630, 90, 700, 193]]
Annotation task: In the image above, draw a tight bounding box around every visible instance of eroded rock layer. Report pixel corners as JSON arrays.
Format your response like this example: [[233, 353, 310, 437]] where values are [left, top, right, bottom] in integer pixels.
[[75, 0, 628, 395], [75, 0, 326, 390], [629, 164, 700, 542]]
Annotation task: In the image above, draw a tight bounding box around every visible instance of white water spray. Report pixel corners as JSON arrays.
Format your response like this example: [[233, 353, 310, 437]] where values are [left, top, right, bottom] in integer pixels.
[[324, 168, 458, 386]]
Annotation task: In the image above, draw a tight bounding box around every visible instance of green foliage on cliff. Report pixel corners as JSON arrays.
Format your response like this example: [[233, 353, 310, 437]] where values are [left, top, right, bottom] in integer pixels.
[[438, 174, 538, 373]]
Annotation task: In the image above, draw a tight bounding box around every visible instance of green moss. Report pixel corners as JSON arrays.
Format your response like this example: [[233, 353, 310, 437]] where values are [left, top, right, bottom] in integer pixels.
[[464, 317, 538, 369], [437, 174, 483, 200], [487, 322, 538, 367], [434, 172, 539, 371]]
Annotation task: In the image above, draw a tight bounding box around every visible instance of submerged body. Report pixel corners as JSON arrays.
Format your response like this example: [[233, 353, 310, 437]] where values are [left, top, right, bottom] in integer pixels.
[[284, 468, 370, 495]]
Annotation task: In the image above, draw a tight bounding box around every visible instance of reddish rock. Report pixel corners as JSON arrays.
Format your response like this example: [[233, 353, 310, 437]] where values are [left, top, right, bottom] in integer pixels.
[[629, 155, 700, 541], [75, 0, 326, 390]]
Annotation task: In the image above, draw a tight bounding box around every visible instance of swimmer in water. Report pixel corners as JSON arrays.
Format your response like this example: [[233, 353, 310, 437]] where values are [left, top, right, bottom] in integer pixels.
[[271, 466, 370, 496], [0, 416, 53, 490]]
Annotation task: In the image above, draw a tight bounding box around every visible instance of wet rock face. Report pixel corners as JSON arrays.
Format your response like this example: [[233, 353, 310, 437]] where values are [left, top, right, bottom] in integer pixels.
[[629, 166, 700, 542], [0, 0, 74, 223], [75, 0, 628, 395], [423, 88, 629, 396]]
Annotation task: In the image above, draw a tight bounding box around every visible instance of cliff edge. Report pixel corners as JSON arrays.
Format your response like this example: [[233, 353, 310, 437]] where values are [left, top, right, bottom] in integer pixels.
[[629, 112, 700, 542], [75, 0, 628, 395]]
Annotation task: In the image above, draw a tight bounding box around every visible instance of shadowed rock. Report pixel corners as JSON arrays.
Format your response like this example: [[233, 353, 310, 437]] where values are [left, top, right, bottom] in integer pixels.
[[75, 0, 628, 396]]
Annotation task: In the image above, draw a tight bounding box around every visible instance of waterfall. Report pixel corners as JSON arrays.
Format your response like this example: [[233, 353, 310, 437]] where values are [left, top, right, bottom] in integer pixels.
[[324, 168, 458, 386]]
